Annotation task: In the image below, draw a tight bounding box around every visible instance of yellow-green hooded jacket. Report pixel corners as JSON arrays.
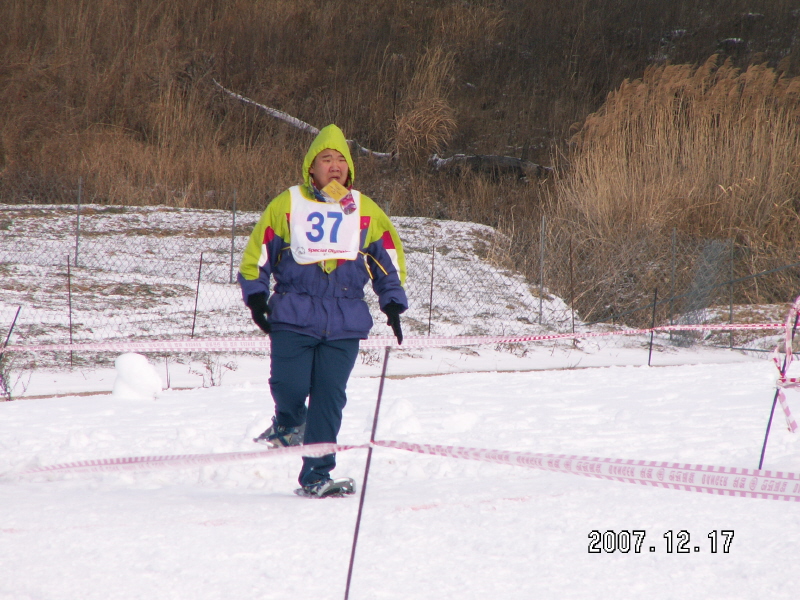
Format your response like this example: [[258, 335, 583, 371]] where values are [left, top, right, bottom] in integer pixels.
[[237, 124, 408, 340]]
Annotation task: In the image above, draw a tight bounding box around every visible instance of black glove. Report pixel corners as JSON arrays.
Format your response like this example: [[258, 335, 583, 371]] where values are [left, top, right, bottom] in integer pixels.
[[246, 292, 271, 334], [382, 301, 405, 345]]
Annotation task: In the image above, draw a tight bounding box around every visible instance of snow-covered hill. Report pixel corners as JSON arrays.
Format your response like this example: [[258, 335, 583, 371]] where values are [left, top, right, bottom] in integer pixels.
[[0, 204, 573, 370]]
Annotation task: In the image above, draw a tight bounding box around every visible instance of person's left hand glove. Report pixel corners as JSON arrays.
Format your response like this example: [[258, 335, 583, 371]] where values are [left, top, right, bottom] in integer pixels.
[[246, 292, 271, 334], [382, 301, 405, 345]]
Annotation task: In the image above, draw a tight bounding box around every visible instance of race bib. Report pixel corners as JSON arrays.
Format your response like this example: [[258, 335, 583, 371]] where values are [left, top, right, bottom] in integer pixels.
[[289, 186, 361, 264]]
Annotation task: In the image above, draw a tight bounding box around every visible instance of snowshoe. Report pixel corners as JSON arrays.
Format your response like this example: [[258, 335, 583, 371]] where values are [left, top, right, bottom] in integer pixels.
[[294, 477, 356, 498], [253, 417, 305, 448]]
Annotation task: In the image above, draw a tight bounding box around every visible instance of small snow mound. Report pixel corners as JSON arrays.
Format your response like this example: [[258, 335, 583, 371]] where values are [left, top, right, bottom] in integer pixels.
[[112, 353, 162, 400], [443, 412, 479, 433], [382, 398, 422, 435]]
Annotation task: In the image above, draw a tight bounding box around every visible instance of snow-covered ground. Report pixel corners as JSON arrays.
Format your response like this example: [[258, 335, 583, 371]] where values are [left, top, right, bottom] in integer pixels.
[[3, 203, 798, 598], [2, 339, 800, 600]]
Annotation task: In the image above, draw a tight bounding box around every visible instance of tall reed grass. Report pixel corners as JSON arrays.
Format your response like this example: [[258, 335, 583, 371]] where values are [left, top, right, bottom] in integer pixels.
[[552, 55, 800, 321]]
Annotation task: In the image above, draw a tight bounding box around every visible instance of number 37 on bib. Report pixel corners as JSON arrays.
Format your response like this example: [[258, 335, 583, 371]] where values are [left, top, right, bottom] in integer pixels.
[[289, 186, 361, 264]]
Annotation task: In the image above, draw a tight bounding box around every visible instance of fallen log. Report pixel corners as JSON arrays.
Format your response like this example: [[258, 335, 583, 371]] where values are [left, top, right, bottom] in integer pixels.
[[429, 153, 551, 179]]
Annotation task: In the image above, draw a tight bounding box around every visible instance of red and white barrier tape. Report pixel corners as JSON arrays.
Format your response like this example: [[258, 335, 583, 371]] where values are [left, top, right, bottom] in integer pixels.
[[15, 438, 800, 502], [0, 322, 785, 355], [374, 440, 800, 502], [7, 304, 799, 502], [19, 442, 366, 475]]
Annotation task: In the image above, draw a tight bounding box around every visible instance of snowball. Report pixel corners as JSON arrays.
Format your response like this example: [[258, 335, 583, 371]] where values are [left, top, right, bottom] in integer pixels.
[[112, 353, 163, 400]]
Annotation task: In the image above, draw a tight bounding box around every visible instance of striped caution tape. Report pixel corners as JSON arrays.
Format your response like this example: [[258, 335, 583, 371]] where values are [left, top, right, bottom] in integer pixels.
[[18, 442, 367, 476], [775, 391, 798, 433], [7, 303, 799, 501], [14, 438, 800, 502], [0, 322, 785, 355], [373, 440, 800, 502]]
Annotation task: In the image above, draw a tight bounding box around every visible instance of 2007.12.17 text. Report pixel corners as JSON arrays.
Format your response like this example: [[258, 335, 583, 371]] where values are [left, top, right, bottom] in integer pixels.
[[588, 530, 734, 554]]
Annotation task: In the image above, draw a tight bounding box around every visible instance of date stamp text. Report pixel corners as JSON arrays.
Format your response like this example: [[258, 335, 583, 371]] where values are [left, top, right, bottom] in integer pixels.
[[588, 530, 734, 554]]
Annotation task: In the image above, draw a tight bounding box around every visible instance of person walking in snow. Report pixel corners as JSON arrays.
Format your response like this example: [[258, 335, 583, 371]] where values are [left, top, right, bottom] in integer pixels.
[[238, 124, 408, 497]]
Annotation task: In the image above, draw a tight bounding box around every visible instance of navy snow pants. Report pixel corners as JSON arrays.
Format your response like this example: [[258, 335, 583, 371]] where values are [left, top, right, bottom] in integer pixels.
[[268, 330, 360, 486]]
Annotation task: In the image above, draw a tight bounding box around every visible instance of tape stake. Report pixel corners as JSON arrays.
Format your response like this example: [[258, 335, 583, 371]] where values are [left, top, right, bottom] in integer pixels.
[[769, 297, 800, 436]]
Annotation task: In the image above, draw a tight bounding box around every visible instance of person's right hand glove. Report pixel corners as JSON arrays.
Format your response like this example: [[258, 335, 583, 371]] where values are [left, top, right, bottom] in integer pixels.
[[382, 301, 405, 345], [246, 292, 271, 334]]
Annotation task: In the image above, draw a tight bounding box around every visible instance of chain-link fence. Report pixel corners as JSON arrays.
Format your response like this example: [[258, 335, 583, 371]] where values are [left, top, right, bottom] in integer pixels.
[[1, 203, 797, 373], [0, 204, 572, 371]]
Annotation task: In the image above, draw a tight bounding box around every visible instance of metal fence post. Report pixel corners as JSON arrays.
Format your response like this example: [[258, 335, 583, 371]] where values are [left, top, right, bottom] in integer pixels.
[[729, 238, 734, 348], [669, 227, 676, 342], [539, 214, 545, 326], [229, 189, 237, 284], [569, 235, 575, 334], [75, 177, 82, 268], [67, 255, 74, 368], [228, 188, 236, 283], [648, 287, 658, 366], [427, 245, 436, 336], [0, 306, 22, 401], [191, 252, 204, 338]]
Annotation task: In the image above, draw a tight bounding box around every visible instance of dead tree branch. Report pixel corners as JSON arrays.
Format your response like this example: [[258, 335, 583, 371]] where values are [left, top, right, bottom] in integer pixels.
[[213, 80, 550, 178], [213, 80, 393, 160], [213, 79, 320, 137]]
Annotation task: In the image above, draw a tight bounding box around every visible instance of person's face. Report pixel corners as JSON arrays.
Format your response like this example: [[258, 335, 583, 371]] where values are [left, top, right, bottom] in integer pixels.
[[309, 149, 349, 189]]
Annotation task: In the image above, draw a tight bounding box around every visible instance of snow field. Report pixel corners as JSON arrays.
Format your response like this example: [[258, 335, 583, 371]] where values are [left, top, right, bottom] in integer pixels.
[[2, 347, 800, 599]]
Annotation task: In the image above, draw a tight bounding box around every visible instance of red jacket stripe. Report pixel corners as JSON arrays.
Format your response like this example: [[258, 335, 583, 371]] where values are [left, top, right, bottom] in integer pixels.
[[380, 230, 395, 250]]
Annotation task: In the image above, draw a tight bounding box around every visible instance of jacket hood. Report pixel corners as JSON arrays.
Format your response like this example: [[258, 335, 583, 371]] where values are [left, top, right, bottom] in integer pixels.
[[302, 124, 355, 191]]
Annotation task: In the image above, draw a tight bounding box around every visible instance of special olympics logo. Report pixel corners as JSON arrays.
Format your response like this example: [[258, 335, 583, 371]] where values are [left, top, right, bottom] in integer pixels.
[[296, 247, 306, 256], [656, 468, 664, 481]]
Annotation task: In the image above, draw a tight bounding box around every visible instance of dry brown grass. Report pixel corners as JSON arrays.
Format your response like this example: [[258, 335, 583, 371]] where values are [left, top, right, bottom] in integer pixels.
[[2, 0, 800, 322], [394, 47, 457, 168], [3, 0, 797, 210]]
